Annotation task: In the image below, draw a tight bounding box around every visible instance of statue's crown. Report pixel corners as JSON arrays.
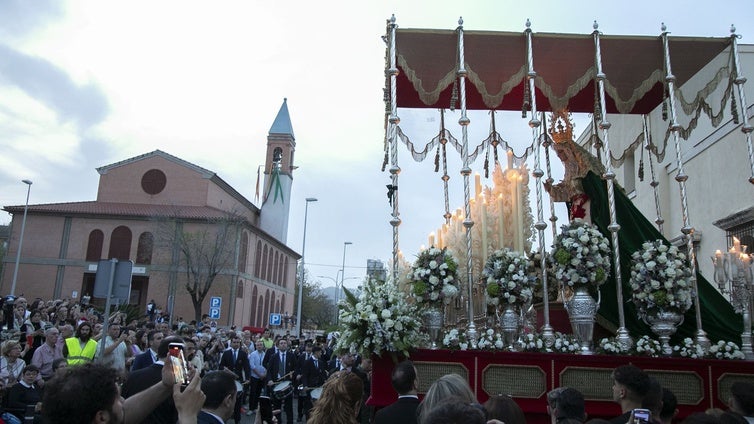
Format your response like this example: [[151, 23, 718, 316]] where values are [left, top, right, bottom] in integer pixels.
[[549, 109, 574, 144]]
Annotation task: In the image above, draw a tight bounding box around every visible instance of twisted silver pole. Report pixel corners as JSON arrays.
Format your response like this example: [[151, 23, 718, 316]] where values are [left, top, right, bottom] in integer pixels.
[[593, 21, 632, 349], [456, 17, 477, 343], [543, 130, 559, 244], [643, 115, 665, 233], [387, 15, 402, 284], [525, 20, 554, 345], [729, 25, 754, 185], [661, 23, 710, 350]]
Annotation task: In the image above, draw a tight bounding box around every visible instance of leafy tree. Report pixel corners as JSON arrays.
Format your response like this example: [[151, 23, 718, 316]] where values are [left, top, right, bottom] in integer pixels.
[[294, 267, 336, 331], [157, 213, 243, 322]]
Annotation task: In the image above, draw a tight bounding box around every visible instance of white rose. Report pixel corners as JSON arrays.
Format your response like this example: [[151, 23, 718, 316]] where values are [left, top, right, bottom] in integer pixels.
[[429, 260, 438, 269]]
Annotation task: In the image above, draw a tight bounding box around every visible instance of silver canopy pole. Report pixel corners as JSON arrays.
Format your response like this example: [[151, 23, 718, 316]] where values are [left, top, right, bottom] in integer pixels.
[[593, 21, 633, 350], [386, 15, 402, 284], [661, 23, 710, 350]]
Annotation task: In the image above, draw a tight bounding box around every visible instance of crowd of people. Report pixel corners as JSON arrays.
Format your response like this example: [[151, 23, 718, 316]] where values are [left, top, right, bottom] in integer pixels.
[[0, 295, 752, 424]]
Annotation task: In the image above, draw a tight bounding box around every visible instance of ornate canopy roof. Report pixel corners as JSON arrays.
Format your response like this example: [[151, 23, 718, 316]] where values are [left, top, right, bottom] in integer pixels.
[[393, 28, 731, 114]]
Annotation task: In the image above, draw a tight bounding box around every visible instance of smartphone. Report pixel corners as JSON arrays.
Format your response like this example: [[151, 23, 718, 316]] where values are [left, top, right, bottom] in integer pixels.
[[630, 408, 651, 424], [259, 395, 273, 423], [168, 342, 190, 386]]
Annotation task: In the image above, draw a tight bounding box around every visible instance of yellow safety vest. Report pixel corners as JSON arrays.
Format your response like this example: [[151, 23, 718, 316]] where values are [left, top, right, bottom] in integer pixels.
[[65, 337, 97, 366]]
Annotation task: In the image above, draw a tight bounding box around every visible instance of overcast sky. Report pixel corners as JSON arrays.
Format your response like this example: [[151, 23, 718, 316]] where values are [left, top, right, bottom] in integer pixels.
[[1, 0, 752, 290]]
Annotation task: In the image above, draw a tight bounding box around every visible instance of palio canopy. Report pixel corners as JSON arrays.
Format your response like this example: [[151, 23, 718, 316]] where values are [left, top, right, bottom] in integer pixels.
[[394, 28, 731, 114]]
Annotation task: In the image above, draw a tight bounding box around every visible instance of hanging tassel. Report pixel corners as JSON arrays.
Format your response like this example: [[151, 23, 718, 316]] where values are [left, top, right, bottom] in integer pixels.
[[731, 87, 740, 125], [522, 83, 530, 118], [382, 150, 389, 172], [450, 79, 459, 111], [484, 149, 490, 178], [434, 145, 441, 172], [638, 157, 645, 182], [661, 83, 668, 121], [593, 82, 602, 122]]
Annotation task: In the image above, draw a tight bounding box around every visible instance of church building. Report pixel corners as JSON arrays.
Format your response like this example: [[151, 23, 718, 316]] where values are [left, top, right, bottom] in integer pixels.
[[1, 99, 300, 328]]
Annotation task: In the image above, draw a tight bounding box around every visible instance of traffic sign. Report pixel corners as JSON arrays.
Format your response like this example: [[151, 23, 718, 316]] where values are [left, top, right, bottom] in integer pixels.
[[93, 259, 133, 304], [209, 307, 221, 320], [269, 313, 281, 326], [210, 297, 222, 308]]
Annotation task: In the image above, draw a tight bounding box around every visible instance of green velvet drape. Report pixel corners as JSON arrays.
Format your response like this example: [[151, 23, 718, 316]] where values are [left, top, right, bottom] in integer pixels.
[[581, 171, 742, 344]]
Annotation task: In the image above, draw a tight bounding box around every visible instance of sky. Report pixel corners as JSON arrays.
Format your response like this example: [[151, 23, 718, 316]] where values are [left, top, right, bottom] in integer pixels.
[[0, 0, 752, 291]]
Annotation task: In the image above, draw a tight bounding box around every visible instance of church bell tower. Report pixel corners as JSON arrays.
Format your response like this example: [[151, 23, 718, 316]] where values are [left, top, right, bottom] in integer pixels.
[[260, 98, 296, 243]]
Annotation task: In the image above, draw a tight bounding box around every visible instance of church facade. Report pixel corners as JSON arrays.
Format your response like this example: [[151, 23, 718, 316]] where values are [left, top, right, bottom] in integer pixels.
[[1, 100, 300, 327]]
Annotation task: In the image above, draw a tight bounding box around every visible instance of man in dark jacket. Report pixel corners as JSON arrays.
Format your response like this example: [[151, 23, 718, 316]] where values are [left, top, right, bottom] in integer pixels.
[[374, 361, 419, 424]]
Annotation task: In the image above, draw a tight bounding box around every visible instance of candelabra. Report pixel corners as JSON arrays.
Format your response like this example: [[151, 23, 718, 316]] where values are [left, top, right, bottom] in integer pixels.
[[712, 237, 754, 360]]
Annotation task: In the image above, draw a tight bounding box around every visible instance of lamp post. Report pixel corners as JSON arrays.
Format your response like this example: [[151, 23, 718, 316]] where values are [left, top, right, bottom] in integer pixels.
[[295, 197, 318, 338], [335, 241, 353, 325], [10, 179, 32, 296]]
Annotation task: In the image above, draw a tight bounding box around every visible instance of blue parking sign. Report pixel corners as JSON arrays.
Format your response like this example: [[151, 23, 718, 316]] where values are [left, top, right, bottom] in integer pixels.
[[209, 307, 221, 319], [269, 313, 281, 326], [210, 297, 222, 308]]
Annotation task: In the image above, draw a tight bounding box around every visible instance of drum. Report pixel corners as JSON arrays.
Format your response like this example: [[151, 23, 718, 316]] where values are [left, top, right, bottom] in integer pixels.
[[309, 387, 323, 403], [273, 381, 293, 400], [235, 380, 243, 393]]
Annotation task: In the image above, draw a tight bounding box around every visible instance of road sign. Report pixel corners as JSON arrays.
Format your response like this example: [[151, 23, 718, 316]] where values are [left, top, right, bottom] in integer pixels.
[[269, 313, 281, 326], [210, 297, 222, 308], [93, 259, 133, 303], [209, 307, 221, 320]]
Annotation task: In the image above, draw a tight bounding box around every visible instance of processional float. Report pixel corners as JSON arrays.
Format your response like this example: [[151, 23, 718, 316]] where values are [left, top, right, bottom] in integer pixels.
[[382, 15, 754, 351]]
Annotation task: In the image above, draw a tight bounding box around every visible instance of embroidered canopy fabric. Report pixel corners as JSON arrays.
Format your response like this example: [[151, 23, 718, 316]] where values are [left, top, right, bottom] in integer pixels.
[[394, 28, 731, 114]]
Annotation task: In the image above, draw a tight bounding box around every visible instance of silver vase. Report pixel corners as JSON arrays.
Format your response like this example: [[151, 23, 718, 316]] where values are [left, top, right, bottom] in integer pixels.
[[424, 307, 444, 349], [499, 304, 519, 351], [564, 285, 599, 354], [644, 310, 684, 356]]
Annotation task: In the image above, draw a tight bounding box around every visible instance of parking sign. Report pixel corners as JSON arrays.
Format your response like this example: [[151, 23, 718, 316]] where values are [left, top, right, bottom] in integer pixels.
[[269, 313, 281, 326], [210, 297, 222, 308], [209, 307, 221, 320]]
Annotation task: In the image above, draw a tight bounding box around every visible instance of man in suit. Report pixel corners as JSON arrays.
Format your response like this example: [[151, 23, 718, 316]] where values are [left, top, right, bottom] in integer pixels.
[[130, 329, 164, 371], [218, 335, 251, 424], [197, 371, 237, 424], [248, 340, 268, 414], [121, 335, 183, 424], [294, 342, 313, 422], [300, 346, 328, 421], [374, 360, 419, 424], [266, 338, 296, 424]]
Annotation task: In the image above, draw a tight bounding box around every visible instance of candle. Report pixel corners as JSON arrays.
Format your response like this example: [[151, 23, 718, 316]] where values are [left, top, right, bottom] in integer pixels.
[[481, 195, 488, 262], [497, 194, 505, 249], [429, 233, 435, 248], [516, 173, 525, 252], [437, 228, 444, 249], [734, 237, 742, 253], [475, 173, 482, 200], [507, 149, 513, 169]]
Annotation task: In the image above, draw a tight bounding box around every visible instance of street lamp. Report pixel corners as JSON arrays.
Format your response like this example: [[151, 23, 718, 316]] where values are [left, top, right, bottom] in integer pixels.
[[10, 179, 32, 296], [335, 241, 353, 325], [295, 197, 317, 337]]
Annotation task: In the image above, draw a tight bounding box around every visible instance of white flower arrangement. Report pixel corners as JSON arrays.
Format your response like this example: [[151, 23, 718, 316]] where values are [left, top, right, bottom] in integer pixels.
[[551, 332, 581, 354], [442, 328, 469, 351], [551, 219, 612, 290], [483, 248, 535, 307], [597, 337, 632, 355], [409, 247, 460, 307], [708, 340, 745, 360], [337, 278, 425, 358], [521, 333, 547, 352], [634, 336, 662, 357], [475, 328, 505, 351], [630, 240, 693, 317], [672, 338, 706, 359]]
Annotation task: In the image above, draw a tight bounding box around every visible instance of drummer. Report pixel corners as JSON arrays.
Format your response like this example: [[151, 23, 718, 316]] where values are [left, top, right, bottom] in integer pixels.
[[301, 346, 329, 421], [267, 338, 296, 424]]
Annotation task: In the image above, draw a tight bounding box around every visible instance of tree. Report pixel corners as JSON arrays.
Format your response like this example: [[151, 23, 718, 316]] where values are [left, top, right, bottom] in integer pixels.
[[157, 213, 243, 323], [294, 267, 336, 330]]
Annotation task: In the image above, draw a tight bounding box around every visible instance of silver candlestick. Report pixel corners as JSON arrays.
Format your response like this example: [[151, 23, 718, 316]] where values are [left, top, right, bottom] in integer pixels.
[[712, 238, 754, 360]]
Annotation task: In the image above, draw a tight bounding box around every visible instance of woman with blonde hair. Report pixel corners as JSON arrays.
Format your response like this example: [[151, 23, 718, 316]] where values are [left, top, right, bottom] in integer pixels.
[[417, 373, 477, 423], [0, 341, 28, 387], [307, 371, 364, 424]]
